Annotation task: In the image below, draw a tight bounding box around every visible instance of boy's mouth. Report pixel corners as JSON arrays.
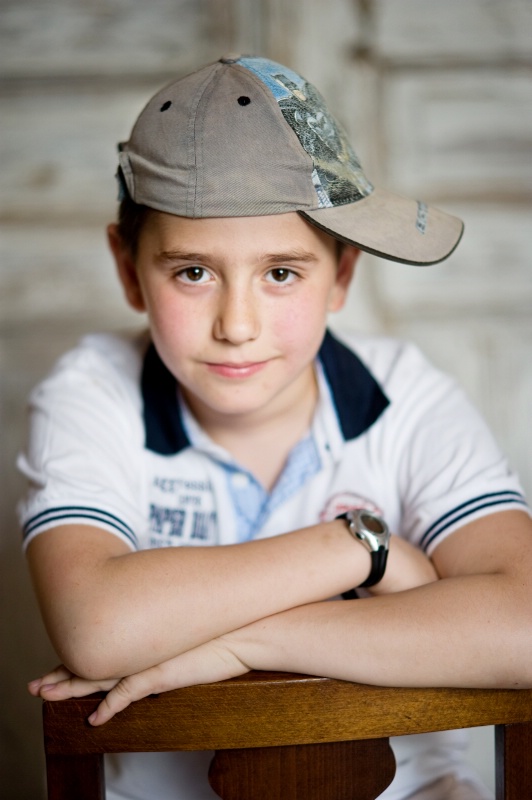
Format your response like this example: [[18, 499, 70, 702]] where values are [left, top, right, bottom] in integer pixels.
[[205, 360, 269, 379]]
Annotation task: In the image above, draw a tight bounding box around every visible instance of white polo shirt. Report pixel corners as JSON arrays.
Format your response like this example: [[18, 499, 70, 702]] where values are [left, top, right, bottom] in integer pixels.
[[18, 328, 527, 800]]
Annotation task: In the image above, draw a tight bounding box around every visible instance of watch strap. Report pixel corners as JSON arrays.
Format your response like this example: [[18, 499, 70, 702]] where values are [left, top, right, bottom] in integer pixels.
[[342, 588, 359, 600], [358, 547, 388, 588]]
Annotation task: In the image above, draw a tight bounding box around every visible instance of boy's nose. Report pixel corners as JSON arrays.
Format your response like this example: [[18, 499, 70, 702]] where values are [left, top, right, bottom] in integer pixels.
[[213, 287, 260, 344]]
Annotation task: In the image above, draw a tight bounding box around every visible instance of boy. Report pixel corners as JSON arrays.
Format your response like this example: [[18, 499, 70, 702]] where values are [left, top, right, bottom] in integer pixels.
[[21, 56, 532, 800]]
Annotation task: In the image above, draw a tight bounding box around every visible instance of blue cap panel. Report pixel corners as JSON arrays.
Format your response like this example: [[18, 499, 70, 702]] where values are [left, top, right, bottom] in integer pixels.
[[238, 56, 373, 209]]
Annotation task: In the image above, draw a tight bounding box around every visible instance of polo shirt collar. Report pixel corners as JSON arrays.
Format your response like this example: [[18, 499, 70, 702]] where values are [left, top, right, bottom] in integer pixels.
[[141, 343, 189, 456], [141, 330, 389, 456], [318, 330, 389, 440]]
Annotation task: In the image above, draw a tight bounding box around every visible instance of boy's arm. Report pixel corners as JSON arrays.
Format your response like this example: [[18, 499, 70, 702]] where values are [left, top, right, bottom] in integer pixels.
[[27, 521, 368, 680], [26, 521, 435, 682], [227, 509, 532, 688], [34, 508, 532, 724]]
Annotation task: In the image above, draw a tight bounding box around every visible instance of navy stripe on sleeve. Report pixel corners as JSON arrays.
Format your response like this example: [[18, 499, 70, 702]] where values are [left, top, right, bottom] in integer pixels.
[[23, 506, 138, 548], [419, 491, 528, 551]]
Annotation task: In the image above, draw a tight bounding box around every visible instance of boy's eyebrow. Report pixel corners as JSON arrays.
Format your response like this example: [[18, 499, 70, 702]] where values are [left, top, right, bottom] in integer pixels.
[[262, 251, 319, 264], [156, 251, 207, 264], [156, 249, 320, 265]]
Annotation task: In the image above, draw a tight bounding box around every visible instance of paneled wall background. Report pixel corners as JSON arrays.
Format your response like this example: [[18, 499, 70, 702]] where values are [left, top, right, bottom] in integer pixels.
[[1, 1, 530, 797]]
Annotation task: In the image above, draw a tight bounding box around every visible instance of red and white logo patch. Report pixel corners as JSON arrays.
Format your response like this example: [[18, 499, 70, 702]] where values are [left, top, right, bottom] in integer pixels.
[[319, 492, 383, 522]]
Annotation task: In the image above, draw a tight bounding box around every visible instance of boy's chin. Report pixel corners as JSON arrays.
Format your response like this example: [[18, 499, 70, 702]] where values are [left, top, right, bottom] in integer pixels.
[[184, 382, 300, 426]]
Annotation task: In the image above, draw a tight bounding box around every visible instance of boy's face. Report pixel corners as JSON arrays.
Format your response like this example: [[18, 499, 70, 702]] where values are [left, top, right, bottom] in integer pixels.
[[110, 210, 356, 428]]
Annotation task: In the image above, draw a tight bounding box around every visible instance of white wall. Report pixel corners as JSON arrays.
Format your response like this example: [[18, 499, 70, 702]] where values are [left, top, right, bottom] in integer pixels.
[[1, 1, 530, 796]]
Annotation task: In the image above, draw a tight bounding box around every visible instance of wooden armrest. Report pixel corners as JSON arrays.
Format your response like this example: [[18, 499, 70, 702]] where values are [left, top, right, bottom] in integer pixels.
[[44, 670, 532, 754], [43, 672, 532, 800]]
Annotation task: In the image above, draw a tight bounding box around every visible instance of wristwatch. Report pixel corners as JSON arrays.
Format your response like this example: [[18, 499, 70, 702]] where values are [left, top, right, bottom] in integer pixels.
[[337, 509, 390, 588]]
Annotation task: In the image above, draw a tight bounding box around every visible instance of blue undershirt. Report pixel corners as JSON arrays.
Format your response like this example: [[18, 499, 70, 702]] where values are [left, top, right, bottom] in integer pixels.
[[178, 394, 321, 542]]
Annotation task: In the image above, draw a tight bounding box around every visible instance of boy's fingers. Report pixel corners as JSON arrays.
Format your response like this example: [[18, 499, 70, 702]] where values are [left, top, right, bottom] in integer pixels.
[[28, 664, 73, 695], [28, 679, 43, 696], [39, 675, 119, 700], [89, 668, 163, 726], [42, 664, 73, 682], [87, 645, 250, 726]]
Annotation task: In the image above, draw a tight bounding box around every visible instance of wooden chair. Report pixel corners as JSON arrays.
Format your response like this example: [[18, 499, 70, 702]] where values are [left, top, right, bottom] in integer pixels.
[[43, 671, 532, 799]]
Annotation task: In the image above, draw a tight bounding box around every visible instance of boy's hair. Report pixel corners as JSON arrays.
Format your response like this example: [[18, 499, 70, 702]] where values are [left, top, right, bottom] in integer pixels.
[[116, 190, 346, 261], [117, 191, 151, 256], [115, 55, 463, 266]]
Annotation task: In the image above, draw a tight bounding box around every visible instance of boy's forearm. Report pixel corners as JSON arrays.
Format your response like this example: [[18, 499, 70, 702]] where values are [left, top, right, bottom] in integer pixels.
[[29, 519, 377, 680], [226, 512, 532, 690], [224, 571, 532, 689], [32, 513, 532, 720], [34, 562, 530, 726]]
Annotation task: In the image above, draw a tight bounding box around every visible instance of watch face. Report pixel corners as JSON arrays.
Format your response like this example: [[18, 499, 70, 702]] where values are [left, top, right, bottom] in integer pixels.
[[359, 511, 386, 535]]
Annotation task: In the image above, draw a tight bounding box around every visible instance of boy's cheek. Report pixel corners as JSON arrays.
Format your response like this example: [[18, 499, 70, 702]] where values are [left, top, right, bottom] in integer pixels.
[[272, 299, 330, 343]]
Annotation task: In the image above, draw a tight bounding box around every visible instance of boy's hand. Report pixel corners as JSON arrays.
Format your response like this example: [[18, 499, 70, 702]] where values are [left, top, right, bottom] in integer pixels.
[[28, 640, 250, 726], [28, 665, 120, 702], [86, 641, 249, 726], [368, 534, 438, 595]]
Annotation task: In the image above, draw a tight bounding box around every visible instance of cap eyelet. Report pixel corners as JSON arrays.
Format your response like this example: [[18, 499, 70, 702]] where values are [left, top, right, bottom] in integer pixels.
[[160, 101, 172, 112], [237, 96, 251, 106]]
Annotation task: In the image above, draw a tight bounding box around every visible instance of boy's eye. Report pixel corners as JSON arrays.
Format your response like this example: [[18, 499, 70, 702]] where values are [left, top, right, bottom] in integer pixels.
[[267, 268, 296, 284], [176, 266, 210, 284]]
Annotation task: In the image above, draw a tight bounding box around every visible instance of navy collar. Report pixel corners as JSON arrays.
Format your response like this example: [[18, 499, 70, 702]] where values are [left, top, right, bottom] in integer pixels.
[[141, 330, 389, 455], [141, 344, 190, 456], [318, 330, 389, 439]]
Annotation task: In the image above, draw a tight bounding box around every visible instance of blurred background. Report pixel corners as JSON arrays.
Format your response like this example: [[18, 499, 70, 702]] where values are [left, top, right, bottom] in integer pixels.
[[1, 1, 531, 796]]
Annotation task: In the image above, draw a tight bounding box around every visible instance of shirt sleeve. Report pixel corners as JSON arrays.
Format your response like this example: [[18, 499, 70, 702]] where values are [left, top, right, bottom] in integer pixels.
[[17, 338, 147, 552], [383, 342, 530, 554]]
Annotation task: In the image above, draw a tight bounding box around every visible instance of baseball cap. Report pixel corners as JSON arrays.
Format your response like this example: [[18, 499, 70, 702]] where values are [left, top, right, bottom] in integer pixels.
[[117, 54, 463, 266]]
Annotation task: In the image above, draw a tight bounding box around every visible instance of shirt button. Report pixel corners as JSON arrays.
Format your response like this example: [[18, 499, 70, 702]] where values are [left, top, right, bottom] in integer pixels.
[[231, 472, 250, 489]]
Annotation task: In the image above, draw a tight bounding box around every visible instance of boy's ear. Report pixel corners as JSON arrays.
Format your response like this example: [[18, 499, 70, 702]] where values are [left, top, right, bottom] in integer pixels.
[[328, 245, 360, 312], [107, 224, 146, 312]]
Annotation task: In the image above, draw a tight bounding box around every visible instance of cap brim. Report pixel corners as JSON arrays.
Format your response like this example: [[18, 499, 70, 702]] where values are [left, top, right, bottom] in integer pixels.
[[300, 188, 464, 266]]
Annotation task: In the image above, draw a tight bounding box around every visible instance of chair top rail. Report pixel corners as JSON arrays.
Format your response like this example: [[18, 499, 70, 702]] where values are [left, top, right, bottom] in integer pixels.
[[43, 671, 532, 756]]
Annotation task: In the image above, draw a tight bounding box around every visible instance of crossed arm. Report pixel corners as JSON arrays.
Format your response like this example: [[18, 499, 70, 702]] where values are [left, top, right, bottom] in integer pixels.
[[27, 509, 532, 725]]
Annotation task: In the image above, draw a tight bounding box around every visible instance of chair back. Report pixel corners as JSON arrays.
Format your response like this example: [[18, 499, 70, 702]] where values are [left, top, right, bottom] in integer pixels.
[[43, 671, 532, 799]]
